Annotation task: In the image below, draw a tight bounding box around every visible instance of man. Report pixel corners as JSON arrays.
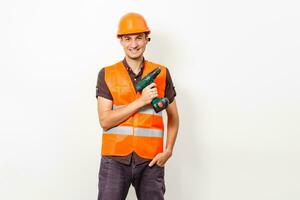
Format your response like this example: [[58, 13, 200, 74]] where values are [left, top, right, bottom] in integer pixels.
[[96, 12, 179, 200]]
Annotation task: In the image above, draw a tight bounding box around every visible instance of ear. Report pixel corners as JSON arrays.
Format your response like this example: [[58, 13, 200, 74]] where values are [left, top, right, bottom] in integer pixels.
[[119, 36, 124, 45]]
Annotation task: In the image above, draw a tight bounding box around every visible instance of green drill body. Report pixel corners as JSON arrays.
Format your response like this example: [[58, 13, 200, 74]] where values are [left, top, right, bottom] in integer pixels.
[[136, 67, 169, 113]]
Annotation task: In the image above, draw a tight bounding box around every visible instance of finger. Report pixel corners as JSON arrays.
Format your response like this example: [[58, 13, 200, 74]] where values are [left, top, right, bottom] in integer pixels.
[[151, 87, 158, 92], [151, 93, 158, 99], [150, 83, 157, 89], [156, 161, 161, 166], [149, 88, 158, 94], [147, 82, 156, 89], [157, 162, 164, 167], [149, 157, 158, 167], [156, 159, 165, 167]]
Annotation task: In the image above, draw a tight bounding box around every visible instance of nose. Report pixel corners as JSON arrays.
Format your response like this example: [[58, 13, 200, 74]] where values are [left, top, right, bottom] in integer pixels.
[[129, 40, 138, 48]]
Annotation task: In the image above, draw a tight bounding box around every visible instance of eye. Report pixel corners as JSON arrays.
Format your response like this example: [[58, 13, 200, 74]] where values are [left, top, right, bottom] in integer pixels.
[[123, 37, 130, 42], [136, 36, 143, 41]]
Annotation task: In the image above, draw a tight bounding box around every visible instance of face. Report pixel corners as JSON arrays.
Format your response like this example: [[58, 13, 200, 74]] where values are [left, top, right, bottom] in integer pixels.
[[120, 33, 149, 60]]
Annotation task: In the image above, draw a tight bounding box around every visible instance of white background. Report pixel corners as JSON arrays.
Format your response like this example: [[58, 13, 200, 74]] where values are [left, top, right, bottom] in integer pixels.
[[1, 0, 300, 199]]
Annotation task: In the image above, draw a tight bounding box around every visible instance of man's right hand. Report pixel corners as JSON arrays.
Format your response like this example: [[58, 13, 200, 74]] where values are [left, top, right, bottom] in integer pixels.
[[138, 82, 158, 106]]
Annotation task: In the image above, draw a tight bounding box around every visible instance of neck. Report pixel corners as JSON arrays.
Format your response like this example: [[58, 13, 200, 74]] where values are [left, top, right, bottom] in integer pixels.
[[125, 56, 144, 74]]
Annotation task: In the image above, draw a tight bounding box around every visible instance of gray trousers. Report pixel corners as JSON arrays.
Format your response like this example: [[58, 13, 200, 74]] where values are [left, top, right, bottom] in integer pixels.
[[98, 156, 165, 200]]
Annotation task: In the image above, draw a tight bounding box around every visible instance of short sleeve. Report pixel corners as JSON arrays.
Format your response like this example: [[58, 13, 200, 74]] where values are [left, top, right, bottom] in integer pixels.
[[165, 68, 177, 104], [96, 68, 113, 100]]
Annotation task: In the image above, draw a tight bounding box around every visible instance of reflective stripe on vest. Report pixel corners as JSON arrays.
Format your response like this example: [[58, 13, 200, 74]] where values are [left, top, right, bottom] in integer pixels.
[[105, 126, 133, 135], [105, 126, 163, 138], [135, 127, 163, 137], [112, 105, 162, 116]]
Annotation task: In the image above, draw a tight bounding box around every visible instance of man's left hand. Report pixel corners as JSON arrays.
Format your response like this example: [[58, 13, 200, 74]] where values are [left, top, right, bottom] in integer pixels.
[[149, 150, 172, 167]]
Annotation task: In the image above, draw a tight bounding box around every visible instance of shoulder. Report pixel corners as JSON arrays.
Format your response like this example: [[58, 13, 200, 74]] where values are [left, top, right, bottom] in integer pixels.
[[145, 60, 169, 71], [97, 61, 123, 78], [145, 60, 174, 82], [103, 61, 123, 71], [97, 67, 105, 80]]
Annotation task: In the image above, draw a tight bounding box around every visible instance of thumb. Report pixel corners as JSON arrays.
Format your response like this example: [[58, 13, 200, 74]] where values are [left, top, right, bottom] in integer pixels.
[[147, 82, 156, 89], [149, 157, 158, 167]]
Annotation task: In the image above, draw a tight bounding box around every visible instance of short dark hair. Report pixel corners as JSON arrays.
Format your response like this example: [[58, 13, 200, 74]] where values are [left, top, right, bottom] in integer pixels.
[[118, 32, 149, 39]]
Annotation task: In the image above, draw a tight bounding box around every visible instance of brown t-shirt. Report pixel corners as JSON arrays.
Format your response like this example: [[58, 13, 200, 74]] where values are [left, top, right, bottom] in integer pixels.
[[96, 58, 176, 165]]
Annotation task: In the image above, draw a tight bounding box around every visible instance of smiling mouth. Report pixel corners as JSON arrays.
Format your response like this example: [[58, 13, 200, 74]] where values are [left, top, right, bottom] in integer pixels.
[[129, 48, 140, 53]]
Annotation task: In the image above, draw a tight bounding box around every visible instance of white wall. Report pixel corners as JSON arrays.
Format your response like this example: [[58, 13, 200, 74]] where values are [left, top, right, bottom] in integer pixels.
[[1, 0, 299, 199]]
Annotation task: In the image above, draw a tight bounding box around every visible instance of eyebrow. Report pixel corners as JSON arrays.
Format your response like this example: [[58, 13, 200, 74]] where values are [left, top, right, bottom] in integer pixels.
[[123, 34, 145, 40]]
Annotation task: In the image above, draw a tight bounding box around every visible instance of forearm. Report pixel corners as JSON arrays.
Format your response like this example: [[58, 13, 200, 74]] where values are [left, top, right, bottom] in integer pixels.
[[100, 99, 144, 130], [99, 82, 159, 130], [165, 113, 179, 153]]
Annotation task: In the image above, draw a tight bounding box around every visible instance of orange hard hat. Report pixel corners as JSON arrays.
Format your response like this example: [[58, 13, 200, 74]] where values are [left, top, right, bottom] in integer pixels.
[[117, 12, 150, 37]]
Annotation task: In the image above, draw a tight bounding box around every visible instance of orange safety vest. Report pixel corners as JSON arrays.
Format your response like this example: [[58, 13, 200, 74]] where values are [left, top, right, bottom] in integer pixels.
[[101, 60, 167, 159]]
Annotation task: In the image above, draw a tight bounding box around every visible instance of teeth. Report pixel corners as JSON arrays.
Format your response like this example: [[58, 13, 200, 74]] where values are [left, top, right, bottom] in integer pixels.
[[130, 49, 139, 53]]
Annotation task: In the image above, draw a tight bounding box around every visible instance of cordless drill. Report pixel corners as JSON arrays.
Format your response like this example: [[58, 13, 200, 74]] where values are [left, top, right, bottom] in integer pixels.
[[136, 67, 169, 113]]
